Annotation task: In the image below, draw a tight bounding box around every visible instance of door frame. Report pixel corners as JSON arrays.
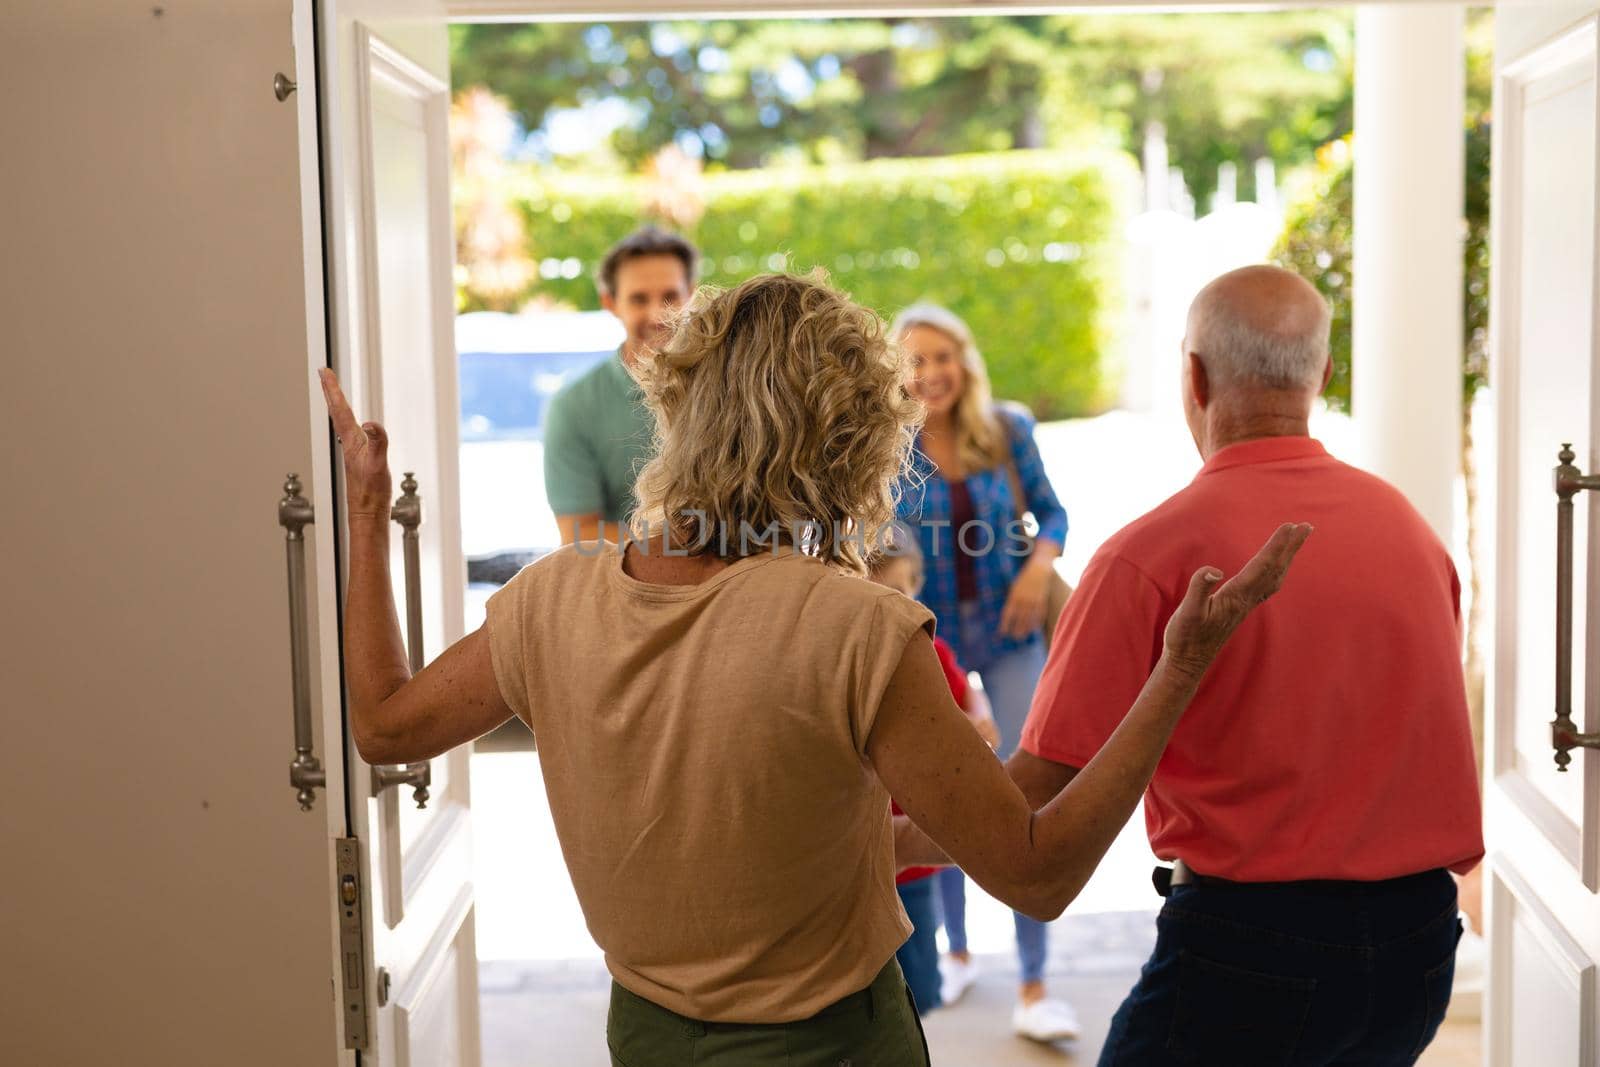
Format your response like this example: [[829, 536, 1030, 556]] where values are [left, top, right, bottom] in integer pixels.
[[312, 2, 481, 1063], [1489, 14, 1600, 892], [308, 1, 1499, 1063], [1484, 7, 1600, 1065]]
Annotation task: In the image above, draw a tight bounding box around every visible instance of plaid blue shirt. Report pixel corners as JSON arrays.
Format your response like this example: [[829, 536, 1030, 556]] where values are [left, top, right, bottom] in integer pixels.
[[894, 404, 1068, 669]]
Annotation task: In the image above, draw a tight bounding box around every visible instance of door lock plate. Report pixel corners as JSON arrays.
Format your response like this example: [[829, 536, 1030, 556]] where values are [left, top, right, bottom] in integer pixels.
[[335, 838, 370, 1049]]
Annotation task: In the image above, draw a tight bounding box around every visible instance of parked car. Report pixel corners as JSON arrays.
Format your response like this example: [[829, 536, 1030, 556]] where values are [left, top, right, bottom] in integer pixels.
[[456, 310, 622, 626]]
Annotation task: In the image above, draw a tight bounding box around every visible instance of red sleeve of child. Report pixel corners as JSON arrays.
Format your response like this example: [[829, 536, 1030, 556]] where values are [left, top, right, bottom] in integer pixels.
[[892, 636, 972, 885], [931, 636, 969, 710]]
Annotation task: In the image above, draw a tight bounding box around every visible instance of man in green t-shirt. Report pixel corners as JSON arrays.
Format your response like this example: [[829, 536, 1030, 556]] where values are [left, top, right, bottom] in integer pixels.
[[544, 228, 699, 544]]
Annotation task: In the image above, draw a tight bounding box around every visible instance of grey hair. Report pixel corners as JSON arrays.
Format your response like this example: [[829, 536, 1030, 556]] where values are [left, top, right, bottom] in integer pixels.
[[1189, 288, 1332, 391]]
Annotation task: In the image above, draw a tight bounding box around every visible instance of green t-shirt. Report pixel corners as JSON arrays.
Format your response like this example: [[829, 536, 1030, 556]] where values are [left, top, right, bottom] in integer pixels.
[[543, 350, 654, 523]]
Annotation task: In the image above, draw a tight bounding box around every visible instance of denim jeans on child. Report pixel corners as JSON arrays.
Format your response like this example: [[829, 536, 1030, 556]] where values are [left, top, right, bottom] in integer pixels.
[[939, 602, 1049, 984], [895, 876, 943, 1015]]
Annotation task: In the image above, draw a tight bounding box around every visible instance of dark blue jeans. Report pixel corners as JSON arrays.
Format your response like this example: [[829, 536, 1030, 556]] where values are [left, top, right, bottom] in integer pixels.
[[895, 877, 942, 1015], [1099, 869, 1462, 1067]]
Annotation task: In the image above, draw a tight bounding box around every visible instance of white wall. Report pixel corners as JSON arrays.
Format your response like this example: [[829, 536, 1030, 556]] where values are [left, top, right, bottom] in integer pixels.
[[0, 5, 346, 1063], [1120, 202, 1285, 413]]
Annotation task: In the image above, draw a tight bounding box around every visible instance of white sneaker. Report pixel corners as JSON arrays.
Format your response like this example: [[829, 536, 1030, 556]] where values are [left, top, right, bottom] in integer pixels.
[[939, 955, 979, 1005], [1012, 997, 1082, 1043]]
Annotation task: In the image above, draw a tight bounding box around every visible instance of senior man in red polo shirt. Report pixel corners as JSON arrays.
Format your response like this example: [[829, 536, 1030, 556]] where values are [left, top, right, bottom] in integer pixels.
[[1012, 265, 1483, 1065]]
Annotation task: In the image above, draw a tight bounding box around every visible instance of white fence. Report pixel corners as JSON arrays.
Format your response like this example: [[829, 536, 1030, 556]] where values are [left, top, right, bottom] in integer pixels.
[[1117, 157, 1285, 413]]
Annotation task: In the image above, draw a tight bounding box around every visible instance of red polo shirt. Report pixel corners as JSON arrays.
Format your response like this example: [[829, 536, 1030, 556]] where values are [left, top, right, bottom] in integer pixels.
[[1021, 436, 1484, 883]]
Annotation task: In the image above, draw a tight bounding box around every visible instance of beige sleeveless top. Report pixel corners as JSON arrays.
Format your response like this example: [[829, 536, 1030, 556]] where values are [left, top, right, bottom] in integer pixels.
[[485, 541, 935, 1023]]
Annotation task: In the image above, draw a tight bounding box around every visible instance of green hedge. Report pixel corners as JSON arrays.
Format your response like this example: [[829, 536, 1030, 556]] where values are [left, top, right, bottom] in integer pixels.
[[493, 149, 1137, 419]]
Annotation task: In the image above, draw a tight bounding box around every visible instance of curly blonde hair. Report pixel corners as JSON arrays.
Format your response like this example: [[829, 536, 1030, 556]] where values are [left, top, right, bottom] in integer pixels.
[[890, 303, 1010, 473], [631, 271, 924, 574]]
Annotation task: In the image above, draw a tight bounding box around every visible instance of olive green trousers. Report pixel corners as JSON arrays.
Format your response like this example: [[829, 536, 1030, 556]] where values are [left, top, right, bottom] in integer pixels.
[[605, 958, 932, 1067]]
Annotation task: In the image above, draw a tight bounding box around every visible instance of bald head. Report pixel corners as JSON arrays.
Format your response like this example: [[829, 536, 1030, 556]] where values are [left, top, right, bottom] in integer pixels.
[[1185, 266, 1331, 393]]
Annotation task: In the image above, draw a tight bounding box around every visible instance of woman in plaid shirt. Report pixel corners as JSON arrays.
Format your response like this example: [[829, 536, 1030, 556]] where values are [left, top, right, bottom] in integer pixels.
[[891, 303, 1078, 1043]]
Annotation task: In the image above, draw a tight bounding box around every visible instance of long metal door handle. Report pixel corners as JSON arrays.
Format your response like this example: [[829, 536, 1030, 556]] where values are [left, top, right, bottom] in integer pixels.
[[371, 472, 431, 808], [1553, 444, 1600, 771], [280, 474, 326, 810]]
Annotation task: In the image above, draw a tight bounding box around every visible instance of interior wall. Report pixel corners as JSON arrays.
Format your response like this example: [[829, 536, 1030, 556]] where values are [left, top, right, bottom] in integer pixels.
[[0, 5, 345, 1064]]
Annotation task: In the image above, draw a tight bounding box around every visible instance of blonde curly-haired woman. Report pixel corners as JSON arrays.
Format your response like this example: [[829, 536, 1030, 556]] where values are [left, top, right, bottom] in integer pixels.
[[317, 272, 1308, 1067]]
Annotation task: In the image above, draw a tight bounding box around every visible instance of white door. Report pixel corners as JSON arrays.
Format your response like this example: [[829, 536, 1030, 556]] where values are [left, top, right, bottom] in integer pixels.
[[2, 2, 353, 1064], [316, 3, 482, 1065], [1487, 5, 1600, 1063]]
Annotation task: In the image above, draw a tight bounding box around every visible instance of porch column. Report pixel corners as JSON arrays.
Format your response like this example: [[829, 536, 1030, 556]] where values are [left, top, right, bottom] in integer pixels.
[[1353, 4, 1465, 542]]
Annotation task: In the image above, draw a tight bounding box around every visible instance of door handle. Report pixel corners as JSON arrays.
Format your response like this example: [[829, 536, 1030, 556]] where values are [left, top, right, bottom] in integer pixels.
[[370, 472, 431, 809], [280, 474, 326, 810], [1552, 444, 1600, 771]]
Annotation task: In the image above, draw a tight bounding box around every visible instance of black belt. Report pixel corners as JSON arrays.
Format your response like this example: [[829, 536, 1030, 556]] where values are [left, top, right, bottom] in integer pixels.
[[1153, 861, 1447, 897], [1152, 859, 1235, 896]]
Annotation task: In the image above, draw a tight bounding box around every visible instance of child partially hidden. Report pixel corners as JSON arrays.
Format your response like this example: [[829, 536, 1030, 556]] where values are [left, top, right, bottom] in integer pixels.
[[869, 541, 999, 1015]]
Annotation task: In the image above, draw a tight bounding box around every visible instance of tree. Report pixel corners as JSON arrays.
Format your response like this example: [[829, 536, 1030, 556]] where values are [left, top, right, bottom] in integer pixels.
[[1273, 137, 1353, 408], [451, 88, 537, 311], [449, 19, 1073, 168], [449, 13, 1354, 198], [1047, 12, 1353, 207]]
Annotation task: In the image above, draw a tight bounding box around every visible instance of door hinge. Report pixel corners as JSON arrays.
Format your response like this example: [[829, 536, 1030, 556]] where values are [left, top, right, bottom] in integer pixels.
[[335, 838, 370, 1050]]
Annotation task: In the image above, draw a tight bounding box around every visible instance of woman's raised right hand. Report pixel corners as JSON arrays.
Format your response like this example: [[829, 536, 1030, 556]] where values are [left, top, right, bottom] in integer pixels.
[[1161, 522, 1313, 681], [318, 368, 393, 520]]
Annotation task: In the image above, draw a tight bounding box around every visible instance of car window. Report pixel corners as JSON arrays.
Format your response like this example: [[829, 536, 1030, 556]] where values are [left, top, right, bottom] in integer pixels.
[[458, 348, 612, 441]]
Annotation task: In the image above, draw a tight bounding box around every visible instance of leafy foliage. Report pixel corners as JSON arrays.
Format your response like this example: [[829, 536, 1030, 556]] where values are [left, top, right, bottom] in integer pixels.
[[495, 149, 1138, 418], [1050, 13, 1352, 208], [1462, 15, 1492, 407], [452, 88, 537, 311], [1272, 138, 1353, 410], [1271, 10, 1492, 414], [450, 14, 1353, 202]]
